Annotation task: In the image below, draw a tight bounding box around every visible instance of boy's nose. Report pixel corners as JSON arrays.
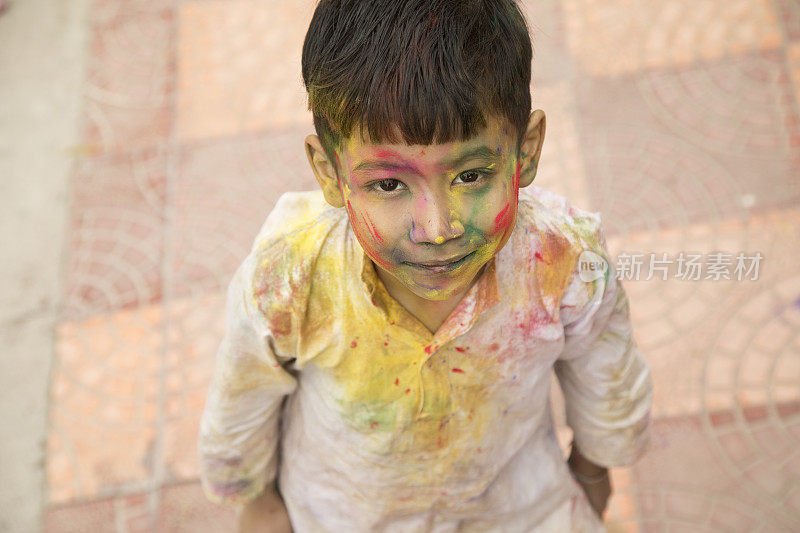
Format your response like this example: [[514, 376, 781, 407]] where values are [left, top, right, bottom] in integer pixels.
[[409, 196, 465, 245]]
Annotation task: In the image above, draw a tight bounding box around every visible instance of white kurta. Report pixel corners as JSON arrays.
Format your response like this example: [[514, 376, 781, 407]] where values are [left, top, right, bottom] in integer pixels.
[[197, 185, 653, 532]]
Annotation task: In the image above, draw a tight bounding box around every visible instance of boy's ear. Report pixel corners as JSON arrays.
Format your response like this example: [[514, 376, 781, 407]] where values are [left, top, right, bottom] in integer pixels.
[[517, 110, 546, 188], [305, 134, 345, 208]]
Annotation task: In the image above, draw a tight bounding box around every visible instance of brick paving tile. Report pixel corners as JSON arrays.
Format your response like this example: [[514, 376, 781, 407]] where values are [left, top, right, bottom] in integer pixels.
[[575, 50, 800, 237], [171, 126, 317, 298], [63, 147, 167, 319], [83, 6, 174, 155], [176, 0, 318, 141], [43, 498, 116, 533], [162, 294, 226, 482], [47, 306, 163, 504], [561, 0, 782, 77], [157, 482, 237, 532]]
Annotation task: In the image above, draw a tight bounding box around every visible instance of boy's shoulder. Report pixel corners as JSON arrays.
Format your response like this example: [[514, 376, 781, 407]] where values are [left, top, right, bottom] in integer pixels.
[[235, 190, 344, 341], [515, 186, 610, 313], [517, 185, 606, 252], [250, 190, 340, 254]]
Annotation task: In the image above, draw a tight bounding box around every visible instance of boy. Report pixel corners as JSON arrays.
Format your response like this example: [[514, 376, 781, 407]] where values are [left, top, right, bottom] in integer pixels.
[[198, 0, 653, 531]]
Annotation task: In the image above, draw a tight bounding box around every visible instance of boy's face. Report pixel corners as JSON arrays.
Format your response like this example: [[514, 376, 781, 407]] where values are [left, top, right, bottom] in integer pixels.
[[307, 113, 544, 303]]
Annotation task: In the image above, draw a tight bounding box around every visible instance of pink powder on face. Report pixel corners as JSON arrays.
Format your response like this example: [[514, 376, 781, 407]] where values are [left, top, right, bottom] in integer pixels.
[[347, 199, 394, 270]]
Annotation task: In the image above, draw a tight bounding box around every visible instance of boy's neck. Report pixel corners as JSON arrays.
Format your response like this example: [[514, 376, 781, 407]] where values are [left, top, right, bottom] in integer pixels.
[[374, 261, 487, 336]]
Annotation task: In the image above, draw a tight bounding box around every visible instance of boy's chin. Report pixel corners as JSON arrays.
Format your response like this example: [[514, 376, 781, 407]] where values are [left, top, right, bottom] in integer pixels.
[[405, 266, 485, 301]]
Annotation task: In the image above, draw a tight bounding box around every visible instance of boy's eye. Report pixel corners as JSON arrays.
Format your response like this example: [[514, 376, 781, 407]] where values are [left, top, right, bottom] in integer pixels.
[[455, 169, 493, 184], [375, 178, 403, 192], [458, 170, 482, 183]]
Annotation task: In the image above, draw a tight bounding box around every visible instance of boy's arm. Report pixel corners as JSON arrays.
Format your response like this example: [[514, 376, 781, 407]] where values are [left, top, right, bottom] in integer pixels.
[[555, 218, 653, 471], [197, 251, 299, 509]]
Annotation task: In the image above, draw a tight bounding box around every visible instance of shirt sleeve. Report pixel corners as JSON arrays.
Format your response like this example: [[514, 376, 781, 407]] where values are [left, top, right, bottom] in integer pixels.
[[554, 216, 653, 468], [197, 250, 299, 506]]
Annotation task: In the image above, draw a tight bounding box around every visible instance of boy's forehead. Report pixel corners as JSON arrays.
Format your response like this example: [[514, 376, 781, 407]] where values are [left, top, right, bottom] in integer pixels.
[[343, 118, 515, 161]]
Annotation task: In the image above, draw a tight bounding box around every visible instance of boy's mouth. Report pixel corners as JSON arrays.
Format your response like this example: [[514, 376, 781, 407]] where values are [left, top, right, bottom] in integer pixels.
[[404, 251, 475, 273]]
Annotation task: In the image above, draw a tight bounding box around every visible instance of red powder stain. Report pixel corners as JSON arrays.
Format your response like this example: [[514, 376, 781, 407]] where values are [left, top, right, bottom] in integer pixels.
[[452, 368, 465, 373], [405, 388, 411, 394], [363, 211, 385, 245], [395, 378, 399, 386], [489, 343, 499, 351], [493, 202, 511, 233], [348, 203, 393, 269], [438, 420, 445, 430], [437, 436, 442, 447], [374, 149, 400, 159], [384, 341, 388, 346], [390, 321, 395, 325], [441, 490, 448, 496], [454, 346, 466, 353], [351, 341, 358, 348], [419, 149, 426, 156], [370, 421, 378, 429], [477, 447, 482, 453], [271, 363, 280, 368], [534, 250, 551, 265], [424, 345, 433, 354]]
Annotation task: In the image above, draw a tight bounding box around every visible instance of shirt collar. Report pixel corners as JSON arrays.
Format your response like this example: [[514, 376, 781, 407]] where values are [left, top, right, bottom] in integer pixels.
[[353, 227, 501, 342]]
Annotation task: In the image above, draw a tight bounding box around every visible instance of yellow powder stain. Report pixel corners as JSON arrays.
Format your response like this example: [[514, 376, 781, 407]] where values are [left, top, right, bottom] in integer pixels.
[[329, 341, 501, 482], [534, 229, 581, 313]]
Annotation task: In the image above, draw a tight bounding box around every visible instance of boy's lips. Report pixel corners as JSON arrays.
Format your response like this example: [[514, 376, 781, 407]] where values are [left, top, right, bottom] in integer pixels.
[[404, 251, 475, 272]]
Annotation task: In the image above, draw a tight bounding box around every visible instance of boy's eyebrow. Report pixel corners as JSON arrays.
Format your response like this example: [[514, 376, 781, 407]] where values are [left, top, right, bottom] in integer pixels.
[[442, 145, 501, 169], [352, 145, 501, 176], [352, 160, 421, 176]]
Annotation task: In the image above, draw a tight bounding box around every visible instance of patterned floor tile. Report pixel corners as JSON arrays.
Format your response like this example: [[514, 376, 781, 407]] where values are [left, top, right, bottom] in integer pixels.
[[789, 42, 800, 106], [773, 0, 800, 41], [561, 0, 782, 77], [170, 126, 317, 298], [88, 0, 167, 27], [575, 49, 800, 236], [518, 0, 575, 83], [84, 6, 174, 155], [47, 306, 163, 504], [176, 0, 317, 141], [162, 293, 226, 482], [63, 148, 167, 319], [157, 482, 237, 532], [606, 207, 800, 419], [631, 415, 799, 529], [605, 468, 639, 532], [530, 81, 591, 210], [43, 498, 116, 533]]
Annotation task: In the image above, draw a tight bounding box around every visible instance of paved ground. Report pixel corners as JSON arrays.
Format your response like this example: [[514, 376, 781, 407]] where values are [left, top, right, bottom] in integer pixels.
[[1, 0, 799, 531]]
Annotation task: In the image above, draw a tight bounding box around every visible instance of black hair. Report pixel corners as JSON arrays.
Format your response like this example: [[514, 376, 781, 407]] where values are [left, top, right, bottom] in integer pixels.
[[302, 0, 532, 167]]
